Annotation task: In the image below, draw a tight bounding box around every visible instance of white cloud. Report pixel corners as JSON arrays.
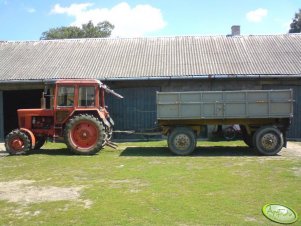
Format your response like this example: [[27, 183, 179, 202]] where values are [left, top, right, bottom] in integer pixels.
[[50, 2, 167, 37], [51, 3, 93, 16], [26, 7, 36, 13], [246, 8, 268, 23]]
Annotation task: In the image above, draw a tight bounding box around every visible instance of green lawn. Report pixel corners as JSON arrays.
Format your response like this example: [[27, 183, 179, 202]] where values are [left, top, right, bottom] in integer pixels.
[[0, 140, 300, 225]]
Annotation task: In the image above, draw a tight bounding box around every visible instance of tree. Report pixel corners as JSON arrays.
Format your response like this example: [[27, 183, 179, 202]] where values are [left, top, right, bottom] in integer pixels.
[[289, 9, 301, 33], [40, 21, 114, 40]]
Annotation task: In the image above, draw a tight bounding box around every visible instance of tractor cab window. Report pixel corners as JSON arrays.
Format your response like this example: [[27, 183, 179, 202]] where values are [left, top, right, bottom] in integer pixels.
[[57, 86, 74, 107], [79, 86, 95, 107]]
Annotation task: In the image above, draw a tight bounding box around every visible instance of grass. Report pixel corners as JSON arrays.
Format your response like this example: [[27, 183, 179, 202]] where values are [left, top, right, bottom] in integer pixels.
[[0, 140, 300, 225]]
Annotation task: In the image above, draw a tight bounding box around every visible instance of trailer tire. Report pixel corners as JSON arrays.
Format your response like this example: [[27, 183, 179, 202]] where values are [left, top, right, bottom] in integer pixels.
[[5, 129, 31, 155], [168, 127, 196, 155], [64, 114, 105, 155], [253, 126, 284, 156], [223, 126, 236, 140]]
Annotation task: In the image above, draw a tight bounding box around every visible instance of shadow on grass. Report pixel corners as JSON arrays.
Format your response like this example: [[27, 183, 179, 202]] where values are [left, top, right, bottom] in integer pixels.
[[26, 148, 73, 156], [120, 146, 257, 157]]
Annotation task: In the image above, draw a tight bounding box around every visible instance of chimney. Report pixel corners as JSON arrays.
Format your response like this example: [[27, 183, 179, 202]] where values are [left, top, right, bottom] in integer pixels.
[[231, 25, 240, 36]]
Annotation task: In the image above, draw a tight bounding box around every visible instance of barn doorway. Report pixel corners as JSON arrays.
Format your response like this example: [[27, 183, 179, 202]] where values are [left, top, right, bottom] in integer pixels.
[[3, 89, 42, 136]]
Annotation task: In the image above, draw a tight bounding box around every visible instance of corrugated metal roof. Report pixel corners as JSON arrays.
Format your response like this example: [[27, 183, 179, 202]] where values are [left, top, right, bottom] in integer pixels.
[[1, 34, 301, 81]]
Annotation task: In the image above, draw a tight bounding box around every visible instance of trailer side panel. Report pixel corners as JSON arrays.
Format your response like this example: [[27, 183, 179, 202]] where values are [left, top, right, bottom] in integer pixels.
[[157, 90, 293, 120]]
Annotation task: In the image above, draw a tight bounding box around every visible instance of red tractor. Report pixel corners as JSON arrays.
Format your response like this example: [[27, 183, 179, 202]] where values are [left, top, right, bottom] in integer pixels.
[[5, 79, 123, 155]]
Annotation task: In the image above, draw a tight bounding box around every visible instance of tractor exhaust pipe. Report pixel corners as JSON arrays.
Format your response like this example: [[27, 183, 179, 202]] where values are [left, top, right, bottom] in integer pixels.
[[41, 92, 46, 109]]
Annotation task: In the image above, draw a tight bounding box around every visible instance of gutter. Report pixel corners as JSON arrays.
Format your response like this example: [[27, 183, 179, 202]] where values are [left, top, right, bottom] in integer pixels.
[[0, 79, 57, 84], [102, 74, 301, 81], [0, 79, 45, 84], [0, 74, 300, 83]]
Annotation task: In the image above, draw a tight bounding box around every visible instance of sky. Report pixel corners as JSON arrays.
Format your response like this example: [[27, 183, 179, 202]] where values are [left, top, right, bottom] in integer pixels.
[[0, 0, 300, 40]]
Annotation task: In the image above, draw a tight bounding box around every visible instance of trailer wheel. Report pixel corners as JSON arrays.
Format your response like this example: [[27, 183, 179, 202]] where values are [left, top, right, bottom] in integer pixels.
[[168, 127, 196, 155], [34, 136, 46, 150], [253, 126, 284, 156], [5, 129, 31, 155], [64, 114, 105, 155], [223, 127, 236, 140]]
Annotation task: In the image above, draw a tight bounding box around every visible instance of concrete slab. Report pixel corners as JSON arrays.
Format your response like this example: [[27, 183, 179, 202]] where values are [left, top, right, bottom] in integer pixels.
[[0, 143, 8, 157]]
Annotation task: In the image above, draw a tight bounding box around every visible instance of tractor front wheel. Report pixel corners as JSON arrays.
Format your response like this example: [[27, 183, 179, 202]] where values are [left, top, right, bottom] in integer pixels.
[[5, 130, 31, 155], [64, 114, 105, 155]]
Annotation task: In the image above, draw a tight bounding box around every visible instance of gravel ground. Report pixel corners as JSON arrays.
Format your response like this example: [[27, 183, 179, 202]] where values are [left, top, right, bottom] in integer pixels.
[[0, 143, 6, 157], [281, 141, 301, 157]]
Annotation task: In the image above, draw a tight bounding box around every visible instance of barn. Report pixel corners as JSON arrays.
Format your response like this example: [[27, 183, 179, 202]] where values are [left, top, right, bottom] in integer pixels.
[[0, 32, 301, 141]]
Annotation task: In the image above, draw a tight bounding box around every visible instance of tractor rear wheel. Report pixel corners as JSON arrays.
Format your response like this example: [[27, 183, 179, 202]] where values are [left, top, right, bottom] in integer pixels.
[[64, 114, 105, 155], [5, 129, 31, 155]]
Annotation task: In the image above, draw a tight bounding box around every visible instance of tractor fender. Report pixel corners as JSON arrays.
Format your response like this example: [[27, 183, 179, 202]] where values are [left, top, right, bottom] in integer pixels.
[[70, 110, 111, 128], [20, 128, 36, 148]]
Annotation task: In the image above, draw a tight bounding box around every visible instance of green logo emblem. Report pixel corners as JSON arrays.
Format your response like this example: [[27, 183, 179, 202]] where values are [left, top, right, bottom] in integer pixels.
[[262, 204, 298, 224]]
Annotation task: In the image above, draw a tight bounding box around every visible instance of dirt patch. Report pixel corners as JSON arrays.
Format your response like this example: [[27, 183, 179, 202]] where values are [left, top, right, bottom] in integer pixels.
[[108, 179, 149, 193], [11, 208, 42, 218], [291, 167, 301, 177], [279, 142, 301, 157], [0, 150, 8, 157], [244, 216, 257, 222], [0, 180, 91, 206]]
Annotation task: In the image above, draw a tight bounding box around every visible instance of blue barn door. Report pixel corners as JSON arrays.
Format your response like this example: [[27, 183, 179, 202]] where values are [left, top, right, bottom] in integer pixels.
[[106, 87, 160, 140]]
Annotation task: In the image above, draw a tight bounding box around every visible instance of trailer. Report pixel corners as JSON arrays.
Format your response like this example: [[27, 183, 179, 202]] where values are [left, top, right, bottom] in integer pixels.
[[157, 89, 293, 156]]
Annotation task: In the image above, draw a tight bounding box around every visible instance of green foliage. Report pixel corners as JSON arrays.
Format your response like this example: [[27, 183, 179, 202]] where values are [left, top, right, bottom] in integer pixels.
[[40, 20, 114, 40], [0, 141, 300, 225], [289, 9, 301, 33]]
